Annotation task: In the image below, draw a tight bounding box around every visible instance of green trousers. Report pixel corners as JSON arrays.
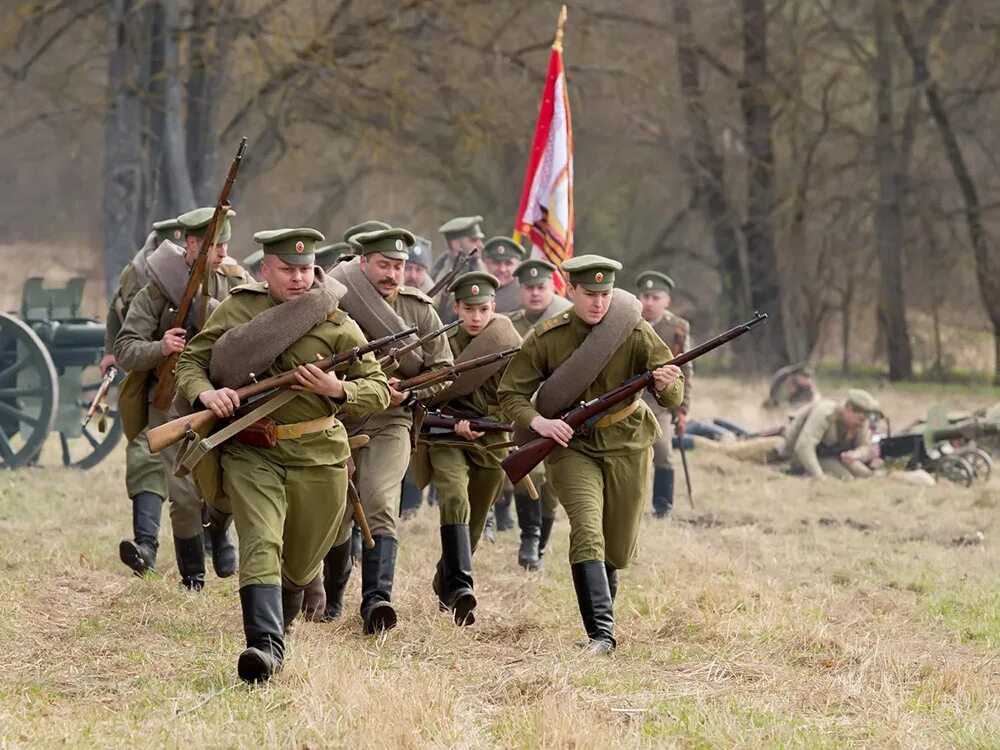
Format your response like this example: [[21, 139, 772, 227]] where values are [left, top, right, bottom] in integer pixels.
[[547, 446, 652, 569], [428, 442, 506, 552], [222, 446, 347, 587], [124, 428, 167, 499], [148, 405, 206, 539]]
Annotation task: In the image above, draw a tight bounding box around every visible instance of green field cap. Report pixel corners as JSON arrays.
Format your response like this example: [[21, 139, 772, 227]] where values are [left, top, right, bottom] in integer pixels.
[[352, 227, 416, 261], [252, 227, 325, 266], [563, 254, 622, 291], [344, 220, 391, 242], [483, 236, 527, 262], [152, 218, 184, 244], [450, 271, 500, 304], [438, 215, 485, 240], [177, 206, 236, 243], [514, 258, 558, 286], [635, 270, 675, 293]]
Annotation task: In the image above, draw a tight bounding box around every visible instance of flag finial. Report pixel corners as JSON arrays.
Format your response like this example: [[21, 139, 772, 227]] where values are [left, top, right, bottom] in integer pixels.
[[553, 5, 568, 51]]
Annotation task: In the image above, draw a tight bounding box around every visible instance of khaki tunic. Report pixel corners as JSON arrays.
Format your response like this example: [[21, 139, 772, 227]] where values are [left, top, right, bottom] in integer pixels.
[[421, 322, 519, 550], [333, 285, 454, 546], [497, 310, 683, 568], [105, 257, 166, 500], [642, 310, 693, 469], [114, 263, 250, 538], [175, 282, 391, 586], [780, 399, 874, 479]]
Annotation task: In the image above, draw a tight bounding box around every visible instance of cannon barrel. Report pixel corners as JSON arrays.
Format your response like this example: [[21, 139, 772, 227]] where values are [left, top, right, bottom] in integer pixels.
[[29, 319, 105, 369], [928, 420, 1000, 443]]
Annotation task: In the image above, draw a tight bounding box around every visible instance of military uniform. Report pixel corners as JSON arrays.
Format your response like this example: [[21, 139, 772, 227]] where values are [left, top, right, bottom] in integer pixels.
[[498, 256, 684, 653], [416, 272, 521, 625], [429, 216, 487, 323], [765, 362, 820, 408], [503, 258, 572, 569], [777, 389, 881, 479], [106, 220, 182, 576], [323, 228, 453, 634], [114, 207, 248, 589], [405, 234, 436, 295], [483, 236, 528, 315], [636, 271, 693, 517], [175, 227, 390, 683]]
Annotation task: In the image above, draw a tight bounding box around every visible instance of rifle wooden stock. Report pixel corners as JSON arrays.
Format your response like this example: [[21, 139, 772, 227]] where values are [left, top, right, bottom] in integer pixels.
[[396, 346, 521, 392], [146, 325, 417, 454], [151, 137, 248, 410], [428, 248, 480, 297], [501, 313, 768, 483]]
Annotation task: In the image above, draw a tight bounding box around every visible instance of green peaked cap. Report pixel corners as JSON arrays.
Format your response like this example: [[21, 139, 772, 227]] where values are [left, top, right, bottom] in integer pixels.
[[635, 270, 675, 293], [252, 227, 325, 266], [514, 258, 558, 286], [343, 220, 391, 242], [438, 215, 485, 240], [177, 206, 236, 243], [151, 218, 184, 244], [408, 235, 433, 269], [450, 271, 499, 304], [845, 388, 881, 416], [483, 236, 527, 262], [352, 227, 415, 260], [316, 241, 358, 268], [563, 254, 622, 291]]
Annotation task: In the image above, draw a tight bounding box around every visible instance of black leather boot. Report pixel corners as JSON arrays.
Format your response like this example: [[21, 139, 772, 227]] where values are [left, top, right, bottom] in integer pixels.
[[119, 492, 162, 575], [652, 467, 675, 518], [174, 534, 206, 591], [539, 515, 555, 558], [571, 560, 616, 654], [238, 584, 284, 683], [515, 492, 542, 571], [301, 572, 326, 622], [494, 490, 515, 531], [350, 523, 363, 563], [322, 540, 352, 621], [281, 576, 305, 634], [208, 525, 237, 578], [431, 557, 449, 612], [605, 563, 618, 603], [361, 536, 398, 634], [441, 524, 476, 625]]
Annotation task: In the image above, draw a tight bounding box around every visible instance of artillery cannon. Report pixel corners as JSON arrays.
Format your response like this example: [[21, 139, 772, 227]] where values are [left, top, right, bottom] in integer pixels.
[[873, 404, 996, 487], [0, 277, 122, 469]]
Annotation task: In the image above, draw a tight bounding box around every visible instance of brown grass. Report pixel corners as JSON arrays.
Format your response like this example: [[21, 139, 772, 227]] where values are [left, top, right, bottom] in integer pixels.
[[1, 376, 999, 748]]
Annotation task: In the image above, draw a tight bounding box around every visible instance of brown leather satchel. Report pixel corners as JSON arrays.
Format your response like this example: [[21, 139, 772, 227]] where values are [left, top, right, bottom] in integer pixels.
[[235, 418, 277, 449]]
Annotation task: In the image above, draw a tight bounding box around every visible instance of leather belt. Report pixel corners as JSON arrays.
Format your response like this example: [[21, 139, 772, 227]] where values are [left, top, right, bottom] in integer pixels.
[[274, 414, 338, 440], [593, 399, 640, 429]]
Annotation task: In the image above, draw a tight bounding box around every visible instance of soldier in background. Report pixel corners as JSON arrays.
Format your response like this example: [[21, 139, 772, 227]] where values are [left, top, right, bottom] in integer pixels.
[[429, 216, 487, 323], [482, 236, 527, 314], [403, 235, 436, 294], [764, 362, 820, 409], [636, 271, 693, 518]]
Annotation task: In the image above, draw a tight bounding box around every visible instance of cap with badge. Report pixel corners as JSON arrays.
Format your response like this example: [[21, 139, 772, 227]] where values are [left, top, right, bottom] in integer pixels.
[[352, 227, 416, 261], [252, 227, 325, 266], [152, 218, 184, 244], [408, 235, 433, 269], [514, 258, 559, 286], [845, 388, 882, 416], [450, 271, 499, 304], [483, 236, 527, 262], [177, 206, 236, 243], [562, 254, 622, 291], [438, 215, 485, 241], [343, 220, 391, 243], [635, 270, 675, 293], [316, 240, 359, 268]]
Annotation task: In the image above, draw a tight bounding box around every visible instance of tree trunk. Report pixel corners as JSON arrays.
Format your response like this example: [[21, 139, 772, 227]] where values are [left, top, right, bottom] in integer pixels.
[[186, 1, 227, 202], [671, 0, 749, 327], [740, 0, 788, 371], [893, 1, 1000, 382], [101, 0, 147, 296], [159, 0, 197, 214], [873, 1, 913, 380]]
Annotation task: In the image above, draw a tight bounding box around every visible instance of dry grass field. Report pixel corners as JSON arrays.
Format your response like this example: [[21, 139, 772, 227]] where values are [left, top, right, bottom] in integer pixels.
[[1, 376, 999, 748]]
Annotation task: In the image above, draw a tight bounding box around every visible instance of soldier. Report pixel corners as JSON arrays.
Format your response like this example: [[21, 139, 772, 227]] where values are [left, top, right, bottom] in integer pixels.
[[403, 235, 436, 294], [504, 258, 572, 570], [636, 270, 693, 518], [174, 227, 390, 683], [114, 207, 248, 590], [765, 362, 820, 409], [775, 388, 882, 480], [498, 255, 684, 654], [429, 216, 487, 323], [482, 236, 527, 314], [104, 218, 183, 577], [413, 272, 522, 624], [324, 227, 453, 633]]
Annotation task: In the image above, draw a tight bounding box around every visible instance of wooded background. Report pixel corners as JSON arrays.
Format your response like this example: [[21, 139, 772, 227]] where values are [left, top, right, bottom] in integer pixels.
[[3, 0, 1000, 380]]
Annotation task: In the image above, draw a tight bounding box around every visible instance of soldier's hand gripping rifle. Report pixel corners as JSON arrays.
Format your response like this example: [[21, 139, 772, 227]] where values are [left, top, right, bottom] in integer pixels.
[[377, 320, 459, 373], [150, 137, 248, 411], [394, 346, 522, 393], [421, 411, 514, 435], [501, 313, 768, 483], [427, 247, 480, 298], [146, 325, 417, 453], [82, 366, 117, 431]]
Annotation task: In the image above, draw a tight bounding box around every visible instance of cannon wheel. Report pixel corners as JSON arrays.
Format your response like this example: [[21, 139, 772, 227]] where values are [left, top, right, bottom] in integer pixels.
[[937, 455, 975, 488], [58, 368, 123, 469], [961, 448, 993, 483], [0, 313, 58, 468]]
